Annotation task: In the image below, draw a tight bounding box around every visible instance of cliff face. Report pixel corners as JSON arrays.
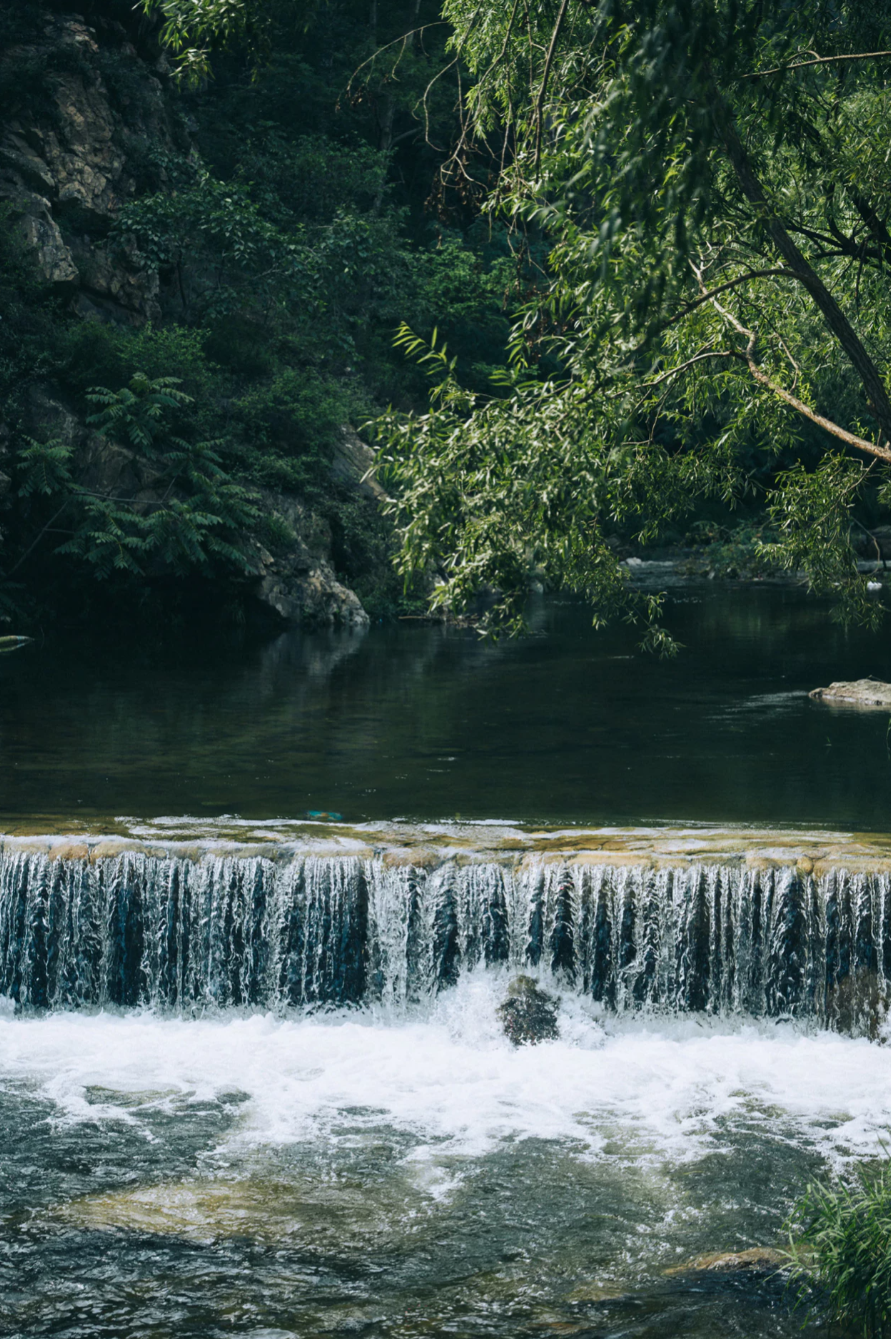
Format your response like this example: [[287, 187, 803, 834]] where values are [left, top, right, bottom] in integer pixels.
[[0, 8, 371, 631], [0, 12, 174, 322]]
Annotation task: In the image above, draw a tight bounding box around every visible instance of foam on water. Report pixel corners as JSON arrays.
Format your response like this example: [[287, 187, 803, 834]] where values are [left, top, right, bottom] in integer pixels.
[[0, 971, 887, 1171]]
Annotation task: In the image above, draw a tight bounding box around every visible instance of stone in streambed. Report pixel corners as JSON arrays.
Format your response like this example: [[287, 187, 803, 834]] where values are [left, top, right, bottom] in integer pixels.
[[809, 679, 891, 709], [498, 975, 559, 1045], [664, 1247, 787, 1276]]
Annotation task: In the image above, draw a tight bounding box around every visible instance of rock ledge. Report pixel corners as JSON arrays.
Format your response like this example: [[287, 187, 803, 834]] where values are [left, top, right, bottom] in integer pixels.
[[809, 679, 891, 709]]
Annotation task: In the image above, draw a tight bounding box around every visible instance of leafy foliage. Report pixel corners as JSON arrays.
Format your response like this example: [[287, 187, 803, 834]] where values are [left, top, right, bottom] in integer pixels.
[[10, 374, 260, 587], [0, 0, 523, 633], [368, 0, 891, 636]]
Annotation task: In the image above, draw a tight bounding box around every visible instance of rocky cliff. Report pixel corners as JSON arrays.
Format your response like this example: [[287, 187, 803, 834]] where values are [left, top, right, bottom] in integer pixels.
[[0, 7, 372, 630]]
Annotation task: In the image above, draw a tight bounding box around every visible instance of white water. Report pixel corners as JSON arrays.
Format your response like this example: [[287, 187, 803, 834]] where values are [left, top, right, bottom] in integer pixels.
[[4, 849, 889, 1025], [1, 971, 887, 1174]]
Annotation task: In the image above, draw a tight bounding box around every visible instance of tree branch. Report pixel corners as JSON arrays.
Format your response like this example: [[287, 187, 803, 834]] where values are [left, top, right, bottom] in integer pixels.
[[745, 50, 891, 80], [711, 85, 891, 446], [644, 349, 737, 387], [534, 0, 571, 167], [702, 278, 891, 465], [662, 266, 804, 328]]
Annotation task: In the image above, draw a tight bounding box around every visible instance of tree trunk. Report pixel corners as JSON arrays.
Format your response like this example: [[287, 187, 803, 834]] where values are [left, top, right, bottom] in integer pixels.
[[712, 92, 891, 447]]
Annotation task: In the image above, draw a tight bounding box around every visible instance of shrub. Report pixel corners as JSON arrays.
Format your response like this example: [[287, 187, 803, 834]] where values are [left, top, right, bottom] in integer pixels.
[[785, 1155, 891, 1337]]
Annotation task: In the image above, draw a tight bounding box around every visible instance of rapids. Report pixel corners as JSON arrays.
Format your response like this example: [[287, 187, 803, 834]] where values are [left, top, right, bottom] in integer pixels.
[[0, 982, 886, 1337]]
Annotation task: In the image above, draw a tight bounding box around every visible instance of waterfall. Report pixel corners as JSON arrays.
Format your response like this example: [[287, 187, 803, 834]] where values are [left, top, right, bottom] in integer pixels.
[[0, 847, 888, 1028]]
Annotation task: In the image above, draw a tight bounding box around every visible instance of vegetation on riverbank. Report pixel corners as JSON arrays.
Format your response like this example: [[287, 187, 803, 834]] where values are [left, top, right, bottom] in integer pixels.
[[786, 1156, 891, 1338], [0, 0, 526, 635], [6, 0, 891, 643]]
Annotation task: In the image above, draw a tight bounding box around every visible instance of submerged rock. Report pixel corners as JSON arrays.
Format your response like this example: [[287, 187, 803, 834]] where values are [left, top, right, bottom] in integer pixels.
[[809, 679, 891, 709], [828, 967, 888, 1040], [498, 975, 559, 1045], [664, 1247, 787, 1276]]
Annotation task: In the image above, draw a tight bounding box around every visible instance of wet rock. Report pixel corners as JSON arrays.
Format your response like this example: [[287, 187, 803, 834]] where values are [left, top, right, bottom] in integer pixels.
[[809, 679, 891, 710], [664, 1247, 787, 1276], [498, 975, 559, 1045], [565, 1283, 625, 1302], [828, 966, 888, 1040]]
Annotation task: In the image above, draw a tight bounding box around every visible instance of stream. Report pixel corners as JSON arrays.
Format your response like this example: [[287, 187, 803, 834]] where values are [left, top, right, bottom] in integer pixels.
[[3, 581, 891, 1338]]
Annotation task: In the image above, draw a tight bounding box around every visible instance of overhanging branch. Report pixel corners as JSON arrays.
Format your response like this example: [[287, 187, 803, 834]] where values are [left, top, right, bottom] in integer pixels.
[[745, 50, 891, 79], [701, 276, 891, 465]]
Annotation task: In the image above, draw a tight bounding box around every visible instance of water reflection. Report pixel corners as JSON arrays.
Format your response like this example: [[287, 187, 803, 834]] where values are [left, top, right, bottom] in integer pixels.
[[0, 583, 890, 826]]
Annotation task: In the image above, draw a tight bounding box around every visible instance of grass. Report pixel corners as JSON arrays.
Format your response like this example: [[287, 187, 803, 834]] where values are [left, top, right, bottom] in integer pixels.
[[785, 1153, 891, 1337]]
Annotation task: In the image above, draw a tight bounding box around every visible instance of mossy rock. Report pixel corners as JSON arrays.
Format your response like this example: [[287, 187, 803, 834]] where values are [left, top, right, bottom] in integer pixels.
[[497, 975, 559, 1046]]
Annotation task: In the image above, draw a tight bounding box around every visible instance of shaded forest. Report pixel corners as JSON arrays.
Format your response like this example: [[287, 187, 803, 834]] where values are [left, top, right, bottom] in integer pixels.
[[3, 0, 891, 646]]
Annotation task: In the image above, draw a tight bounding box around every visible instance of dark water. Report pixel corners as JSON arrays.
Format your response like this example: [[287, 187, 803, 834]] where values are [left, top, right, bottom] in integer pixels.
[[2, 579, 890, 1339], [1, 581, 890, 827]]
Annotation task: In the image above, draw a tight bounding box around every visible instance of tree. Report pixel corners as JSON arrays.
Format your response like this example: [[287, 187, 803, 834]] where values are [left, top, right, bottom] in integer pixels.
[[147, 0, 891, 641], [370, 0, 891, 640]]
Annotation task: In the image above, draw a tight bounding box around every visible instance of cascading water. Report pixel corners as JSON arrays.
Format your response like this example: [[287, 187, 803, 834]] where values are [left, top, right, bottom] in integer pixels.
[[0, 845, 887, 1028]]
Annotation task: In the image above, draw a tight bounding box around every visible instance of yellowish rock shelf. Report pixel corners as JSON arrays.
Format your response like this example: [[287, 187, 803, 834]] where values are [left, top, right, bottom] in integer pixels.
[[3, 819, 891, 876]]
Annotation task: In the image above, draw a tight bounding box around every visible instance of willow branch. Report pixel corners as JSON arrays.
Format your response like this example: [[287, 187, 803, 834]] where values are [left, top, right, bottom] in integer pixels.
[[663, 267, 804, 329], [745, 50, 891, 80], [711, 84, 891, 445], [346, 22, 449, 95], [644, 349, 737, 387], [704, 281, 891, 465], [744, 360, 891, 463], [534, 0, 571, 166]]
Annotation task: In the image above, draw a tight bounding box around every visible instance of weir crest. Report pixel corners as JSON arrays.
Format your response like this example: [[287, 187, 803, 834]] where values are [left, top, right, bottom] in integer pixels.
[[1, 822, 890, 1028]]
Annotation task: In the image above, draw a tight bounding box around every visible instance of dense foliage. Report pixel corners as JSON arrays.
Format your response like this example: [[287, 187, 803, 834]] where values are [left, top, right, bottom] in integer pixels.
[[374, 0, 891, 637], [0, 0, 522, 634], [8, 0, 891, 642]]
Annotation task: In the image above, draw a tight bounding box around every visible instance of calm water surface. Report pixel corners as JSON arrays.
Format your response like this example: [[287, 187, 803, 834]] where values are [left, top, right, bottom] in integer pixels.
[[1, 580, 890, 826]]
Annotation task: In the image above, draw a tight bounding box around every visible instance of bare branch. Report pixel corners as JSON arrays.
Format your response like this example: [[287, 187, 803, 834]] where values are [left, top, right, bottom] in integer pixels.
[[745, 50, 891, 80], [346, 22, 449, 98], [534, 0, 571, 167]]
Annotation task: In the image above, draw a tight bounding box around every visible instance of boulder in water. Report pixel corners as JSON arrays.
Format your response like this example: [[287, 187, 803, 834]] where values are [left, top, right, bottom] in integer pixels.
[[497, 975, 559, 1045], [809, 679, 891, 710], [664, 1247, 787, 1276]]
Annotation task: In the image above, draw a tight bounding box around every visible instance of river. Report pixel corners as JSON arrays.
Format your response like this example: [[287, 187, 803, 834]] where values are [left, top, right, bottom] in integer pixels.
[[2, 581, 890, 1338]]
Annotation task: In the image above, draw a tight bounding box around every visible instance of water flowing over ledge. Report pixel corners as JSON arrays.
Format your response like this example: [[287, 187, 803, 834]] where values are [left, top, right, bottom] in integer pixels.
[[2, 821, 891, 1026]]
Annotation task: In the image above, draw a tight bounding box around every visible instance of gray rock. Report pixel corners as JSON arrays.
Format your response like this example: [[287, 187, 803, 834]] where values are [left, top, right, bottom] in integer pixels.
[[6, 191, 79, 286], [809, 679, 891, 710], [497, 975, 559, 1046], [0, 15, 178, 321], [251, 492, 369, 629], [331, 427, 387, 502]]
